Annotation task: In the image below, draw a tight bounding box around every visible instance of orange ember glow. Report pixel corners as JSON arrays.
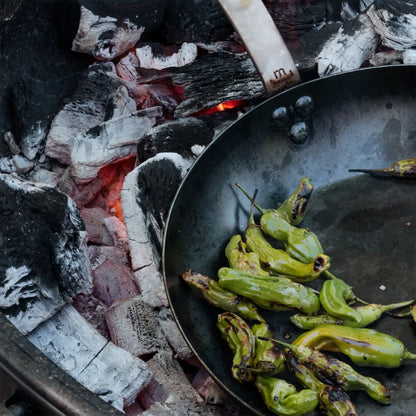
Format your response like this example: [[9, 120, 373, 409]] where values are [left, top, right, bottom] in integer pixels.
[[194, 99, 245, 116]]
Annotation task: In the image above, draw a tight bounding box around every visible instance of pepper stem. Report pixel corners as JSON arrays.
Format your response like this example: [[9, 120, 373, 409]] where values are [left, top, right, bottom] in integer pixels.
[[236, 183, 266, 214], [403, 350, 416, 361]]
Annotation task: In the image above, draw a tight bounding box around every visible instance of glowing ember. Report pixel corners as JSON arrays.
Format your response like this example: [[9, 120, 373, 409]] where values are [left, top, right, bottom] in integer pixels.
[[193, 99, 245, 116]]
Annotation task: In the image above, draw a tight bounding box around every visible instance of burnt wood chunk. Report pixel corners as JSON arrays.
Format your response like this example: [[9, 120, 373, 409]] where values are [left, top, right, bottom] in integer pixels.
[[27, 304, 152, 411], [137, 117, 214, 164], [0, 173, 91, 334]]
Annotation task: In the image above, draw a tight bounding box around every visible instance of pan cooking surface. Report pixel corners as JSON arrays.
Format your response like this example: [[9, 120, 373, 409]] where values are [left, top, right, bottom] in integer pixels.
[[163, 65, 416, 415]]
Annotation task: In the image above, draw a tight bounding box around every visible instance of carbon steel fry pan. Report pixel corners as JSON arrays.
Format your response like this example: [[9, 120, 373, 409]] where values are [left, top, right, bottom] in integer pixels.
[[163, 63, 416, 416]]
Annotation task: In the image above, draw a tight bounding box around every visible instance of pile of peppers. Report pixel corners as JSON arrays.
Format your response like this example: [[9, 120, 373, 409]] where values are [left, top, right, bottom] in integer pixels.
[[182, 176, 416, 416]]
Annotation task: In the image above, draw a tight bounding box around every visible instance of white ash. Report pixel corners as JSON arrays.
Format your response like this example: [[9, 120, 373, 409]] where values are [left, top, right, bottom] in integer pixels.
[[70, 106, 162, 184], [29, 166, 64, 187], [20, 120, 46, 160], [141, 402, 216, 416], [44, 62, 126, 165], [4, 131, 21, 155], [139, 350, 203, 409], [105, 297, 169, 357], [191, 144, 206, 157], [370, 50, 403, 66], [27, 304, 152, 411], [0, 157, 14, 173], [403, 49, 416, 64], [121, 153, 192, 308], [135, 42, 198, 70], [367, 1, 416, 51], [11, 154, 35, 174], [72, 6, 144, 61], [317, 13, 379, 76]]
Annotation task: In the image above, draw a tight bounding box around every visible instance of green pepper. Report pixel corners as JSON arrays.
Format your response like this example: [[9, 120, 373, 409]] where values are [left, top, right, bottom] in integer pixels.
[[217, 312, 256, 382], [319, 278, 361, 323], [236, 177, 314, 226], [225, 234, 269, 276], [288, 356, 358, 416], [349, 158, 416, 178], [255, 376, 318, 416], [218, 267, 321, 315], [244, 201, 330, 282], [290, 299, 415, 330], [292, 324, 416, 368], [182, 271, 264, 322], [260, 215, 323, 263], [252, 322, 285, 376], [274, 340, 390, 404]]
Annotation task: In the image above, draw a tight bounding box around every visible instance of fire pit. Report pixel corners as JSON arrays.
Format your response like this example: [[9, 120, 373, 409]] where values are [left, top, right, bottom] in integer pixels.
[[1, 1, 415, 415]]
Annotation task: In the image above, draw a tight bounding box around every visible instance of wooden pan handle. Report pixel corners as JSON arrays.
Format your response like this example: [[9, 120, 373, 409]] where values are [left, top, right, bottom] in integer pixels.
[[218, 0, 301, 94]]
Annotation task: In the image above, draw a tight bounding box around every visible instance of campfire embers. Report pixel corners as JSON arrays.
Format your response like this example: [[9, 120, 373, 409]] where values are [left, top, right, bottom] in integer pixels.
[[1, 0, 416, 415]]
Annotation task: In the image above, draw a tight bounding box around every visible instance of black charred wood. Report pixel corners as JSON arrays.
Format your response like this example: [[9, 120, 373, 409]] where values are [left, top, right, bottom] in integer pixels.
[[0, 0, 23, 21], [136, 117, 214, 164]]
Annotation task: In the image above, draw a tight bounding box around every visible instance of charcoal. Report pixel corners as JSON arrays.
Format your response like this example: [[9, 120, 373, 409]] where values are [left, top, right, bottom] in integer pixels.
[[27, 304, 152, 411], [191, 368, 228, 405], [137, 117, 214, 164], [0, 173, 91, 334], [141, 402, 216, 416], [370, 50, 403, 66], [366, 0, 416, 50], [105, 297, 169, 356], [70, 106, 162, 184], [11, 154, 34, 174], [0, 0, 23, 21], [72, 6, 144, 61], [0, 157, 14, 173], [316, 13, 378, 76], [44, 62, 125, 165], [170, 52, 264, 118], [3, 132, 20, 155], [80, 207, 114, 245], [138, 351, 203, 409], [121, 153, 192, 307]]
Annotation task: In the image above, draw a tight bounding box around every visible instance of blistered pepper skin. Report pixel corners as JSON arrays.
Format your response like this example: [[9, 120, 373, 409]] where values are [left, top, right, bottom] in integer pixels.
[[217, 312, 256, 383], [349, 158, 416, 178], [182, 271, 264, 322], [320, 278, 361, 323], [293, 324, 416, 368], [255, 376, 318, 416], [288, 356, 358, 416], [276, 341, 390, 405], [290, 300, 415, 330], [218, 267, 321, 315]]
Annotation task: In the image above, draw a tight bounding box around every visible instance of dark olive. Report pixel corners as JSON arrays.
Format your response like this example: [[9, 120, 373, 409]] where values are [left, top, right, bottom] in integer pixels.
[[272, 106, 290, 127], [289, 122, 309, 144], [295, 96, 314, 116]]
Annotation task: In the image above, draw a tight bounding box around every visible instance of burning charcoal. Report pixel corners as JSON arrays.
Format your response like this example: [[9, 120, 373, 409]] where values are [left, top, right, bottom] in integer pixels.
[[317, 14, 379, 76], [137, 117, 214, 164], [158, 307, 194, 362], [72, 6, 144, 61], [45, 62, 128, 165], [0, 173, 91, 334], [170, 52, 264, 118], [135, 42, 198, 70], [121, 153, 192, 308], [138, 351, 203, 409], [70, 106, 162, 184], [103, 216, 128, 247], [27, 304, 152, 411], [80, 207, 114, 245], [366, 0, 416, 50], [140, 402, 216, 416], [192, 368, 228, 405], [105, 297, 169, 356]]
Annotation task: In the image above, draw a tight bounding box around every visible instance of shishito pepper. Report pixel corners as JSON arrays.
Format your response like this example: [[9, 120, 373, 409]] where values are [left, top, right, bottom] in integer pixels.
[[273, 340, 391, 404], [319, 278, 361, 323], [288, 356, 358, 416], [217, 312, 256, 382], [182, 271, 264, 322], [236, 177, 314, 226], [292, 324, 416, 368], [349, 158, 416, 178], [218, 267, 321, 315], [255, 376, 318, 416], [244, 200, 330, 282], [225, 234, 269, 276], [252, 322, 285, 376], [290, 299, 415, 330]]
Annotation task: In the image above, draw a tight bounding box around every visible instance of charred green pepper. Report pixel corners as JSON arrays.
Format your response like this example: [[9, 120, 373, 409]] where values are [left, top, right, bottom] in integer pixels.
[[218, 267, 321, 315], [244, 200, 329, 282], [236, 177, 314, 226], [288, 356, 358, 416], [217, 312, 256, 382], [349, 158, 416, 178], [320, 278, 361, 323], [290, 300, 414, 330], [182, 271, 264, 322], [255, 376, 318, 416], [225, 234, 269, 276], [293, 324, 416, 368], [274, 340, 390, 404]]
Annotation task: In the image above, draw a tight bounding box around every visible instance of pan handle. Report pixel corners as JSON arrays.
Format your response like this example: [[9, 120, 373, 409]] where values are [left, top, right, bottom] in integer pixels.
[[217, 0, 301, 94]]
